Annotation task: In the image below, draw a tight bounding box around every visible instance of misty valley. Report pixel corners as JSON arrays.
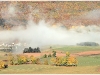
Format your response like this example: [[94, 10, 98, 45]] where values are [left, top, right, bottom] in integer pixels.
[[0, 1, 100, 74]]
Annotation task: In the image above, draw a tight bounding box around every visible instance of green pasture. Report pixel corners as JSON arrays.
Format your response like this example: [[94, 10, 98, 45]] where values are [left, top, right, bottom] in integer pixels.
[[77, 55, 100, 66], [52, 45, 100, 53]]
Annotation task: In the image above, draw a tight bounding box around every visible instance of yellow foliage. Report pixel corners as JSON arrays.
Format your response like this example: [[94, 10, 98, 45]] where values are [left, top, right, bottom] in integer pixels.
[[51, 57, 63, 66], [66, 52, 70, 57], [17, 55, 28, 64], [50, 57, 56, 65], [50, 55, 78, 66], [30, 56, 35, 62], [21, 55, 27, 63], [67, 56, 77, 65], [55, 57, 63, 66], [0, 60, 5, 69], [71, 26, 77, 29], [30, 56, 40, 64]]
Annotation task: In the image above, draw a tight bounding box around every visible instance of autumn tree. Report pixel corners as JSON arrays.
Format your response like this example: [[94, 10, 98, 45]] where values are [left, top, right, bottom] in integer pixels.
[[52, 51, 56, 57], [67, 56, 78, 66], [30, 56, 40, 64], [43, 54, 47, 58], [50, 51, 78, 66], [17, 55, 28, 64], [66, 52, 70, 57]]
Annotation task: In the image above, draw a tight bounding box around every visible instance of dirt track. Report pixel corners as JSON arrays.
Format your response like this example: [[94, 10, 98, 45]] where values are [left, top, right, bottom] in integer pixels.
[[72, 51, 100, 56], [22, 51, 100, 57]]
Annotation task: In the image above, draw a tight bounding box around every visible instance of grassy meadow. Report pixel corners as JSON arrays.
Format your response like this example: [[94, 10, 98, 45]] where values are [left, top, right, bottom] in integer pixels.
[[52, 45, 100, 53], [0, 64, 100, 74]]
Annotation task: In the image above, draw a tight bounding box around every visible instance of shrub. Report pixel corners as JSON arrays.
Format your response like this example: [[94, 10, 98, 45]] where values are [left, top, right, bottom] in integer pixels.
[[67, 56, 78, 66], [44, 60, 48, 65], [30, 56, 36, 64], [48, 54, 52, 57], [66, 52, 70, 57], [43, 54, 47, 58], [8, 54, 14, 65], [14, 62, 19, 65], [36, 58, 41, 64], [17, 55, 28, 64], [55, 57, 63, 66], [30, 56, 40, 64], [52, 51, 56, 57], [0, 60, 5, 69], [61, 57, 67, 66], [50, 57, 56, 65]]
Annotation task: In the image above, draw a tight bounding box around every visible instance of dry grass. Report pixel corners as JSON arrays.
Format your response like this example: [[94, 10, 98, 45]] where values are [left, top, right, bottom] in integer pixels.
[[0, 64, 100, 74]]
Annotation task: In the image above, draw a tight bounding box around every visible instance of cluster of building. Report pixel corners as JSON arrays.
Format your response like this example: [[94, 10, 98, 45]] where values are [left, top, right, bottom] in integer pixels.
[[0, 42, 27, 52]]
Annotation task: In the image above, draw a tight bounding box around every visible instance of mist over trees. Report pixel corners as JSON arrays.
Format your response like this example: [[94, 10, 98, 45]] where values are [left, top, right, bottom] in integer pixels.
[[77, 42, 99, 46]]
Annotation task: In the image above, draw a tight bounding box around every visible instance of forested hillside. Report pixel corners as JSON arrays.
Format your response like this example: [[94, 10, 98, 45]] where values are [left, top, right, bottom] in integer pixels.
[[0, 1, 100, 30]]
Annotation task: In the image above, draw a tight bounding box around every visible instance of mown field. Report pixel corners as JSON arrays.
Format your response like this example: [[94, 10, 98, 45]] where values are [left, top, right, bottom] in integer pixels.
[[0, 46, 100, 74]]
